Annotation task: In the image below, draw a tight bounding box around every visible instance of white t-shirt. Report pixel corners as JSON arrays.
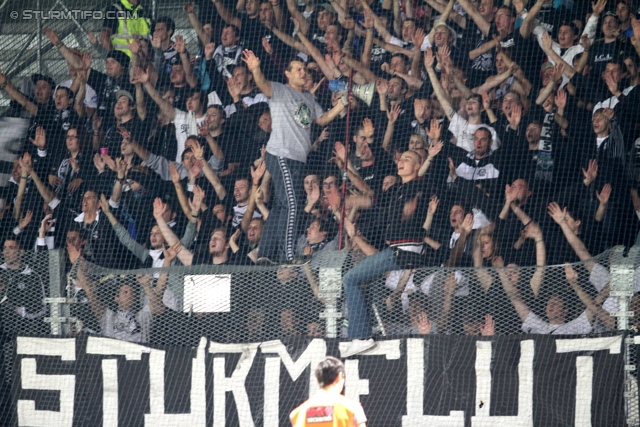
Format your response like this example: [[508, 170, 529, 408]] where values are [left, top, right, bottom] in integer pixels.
[[101, 308, 152, 343], [521, 310, 592, 335], [173, 108, 207, 162], [449, 113, 500, 152]]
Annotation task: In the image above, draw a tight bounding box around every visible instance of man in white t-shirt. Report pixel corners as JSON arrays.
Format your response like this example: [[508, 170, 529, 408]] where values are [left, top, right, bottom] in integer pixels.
[[242, 50, 347, 263], [500, 264, 593, 335], [427, 61, 500, 152], [139, 68, 207, 162]]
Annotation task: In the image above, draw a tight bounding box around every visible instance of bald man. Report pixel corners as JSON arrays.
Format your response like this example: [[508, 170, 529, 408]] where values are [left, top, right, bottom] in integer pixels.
[[342, 151, 428, 357]]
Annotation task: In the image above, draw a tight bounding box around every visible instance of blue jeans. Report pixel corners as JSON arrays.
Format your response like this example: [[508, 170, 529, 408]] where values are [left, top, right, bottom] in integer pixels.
[[343, 247, 401, 339], [259, 153, 305, 262]]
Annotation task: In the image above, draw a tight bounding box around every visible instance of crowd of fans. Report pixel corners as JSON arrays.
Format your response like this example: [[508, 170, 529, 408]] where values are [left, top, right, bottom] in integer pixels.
[[0, 0, 640, 348]]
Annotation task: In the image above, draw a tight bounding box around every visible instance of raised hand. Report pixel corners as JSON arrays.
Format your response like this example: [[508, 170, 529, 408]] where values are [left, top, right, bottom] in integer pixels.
[[552, 63, 565, 83], [386, 103, 401, 122], [596, 183, 612, 205], [189, 185, 205, 215], [604, 72, 619, 95], [547, 201, 567, 224], [592, 0, 607, 16], [579, 34, 592, 51], [241, 50, 260, 71], [507, 103, 522, 130], [168, 163, 181, 184], [67, 241, 83, 265], [481, 92, 492, 111], [29, 126, 46, 149], [39, 213, 54, 235], [81, 51, 92, 71], [183, 2, 195, 13], [43, 27, 61, 46], [460, 213, 473, 235], [93, 153, 105, 173], [153, 197, 167, 218], [492, 255, 505, 267], [226, 76, 243, 98], [362, 118, 375, 138], [343, 217, 356, 238], [186, 138, 204, 160], [250, 160, 266, 185], [150, 34, 162, 49], [20, 152, 33, 176], [18, 210, 33, 230], [424, 47, 435, 69], [204, 42, 216, 59], [164, 241, 183, 264], [99, 194, 111, 214], [86, 29, 98, 45], [504, 184, 517, 204], [555, 88, 567, 109], [582, 159, 598, 185], [128, 35, 141, 56], [188, 159, 203, 180], [413, 27, 425, 49], [173, 35, 186, 54], [376, 77, 388, 95], [428, 140, 444, 160], [448, 157, 457, 180], [414, 98, 425, 121], [426, 117, 442, 142], [428, 195, 439, 215], [541, 31, 553, 52], [363, 8, 374, 29], [564, 264, 578, 283], [522, 221, 543, 240], [115, 157, 128, 179], [310, 77, 326, 95], [334, 141, 347, 161]]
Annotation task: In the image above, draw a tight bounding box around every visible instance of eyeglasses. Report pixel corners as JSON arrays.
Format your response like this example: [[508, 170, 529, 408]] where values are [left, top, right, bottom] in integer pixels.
[[323, 181, 338, 188]]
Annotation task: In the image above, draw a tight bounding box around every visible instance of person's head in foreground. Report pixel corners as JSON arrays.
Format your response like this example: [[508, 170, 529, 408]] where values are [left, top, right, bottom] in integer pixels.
[[315, 356, 346, 391]]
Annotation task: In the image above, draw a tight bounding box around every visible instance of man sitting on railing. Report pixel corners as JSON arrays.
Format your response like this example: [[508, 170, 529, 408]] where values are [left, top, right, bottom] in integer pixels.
[[341, 150, 428, 357]]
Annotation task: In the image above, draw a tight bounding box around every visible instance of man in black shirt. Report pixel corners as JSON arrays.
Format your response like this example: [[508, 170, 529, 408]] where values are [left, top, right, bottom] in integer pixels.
[[342, 151, 426, 353], [86, 50, 135, 127], [472, 2, 546, 83], [103, 90, 148, 155]]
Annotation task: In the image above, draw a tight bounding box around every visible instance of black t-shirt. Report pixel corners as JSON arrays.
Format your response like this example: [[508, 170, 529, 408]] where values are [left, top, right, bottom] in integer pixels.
[[103, 116, 149, 155], [498, 30, 545, 83], [383, 178, 427, 243], [352, 148, 396, 197], [462, 21, 496, 88], [239, 15, 264, 53]]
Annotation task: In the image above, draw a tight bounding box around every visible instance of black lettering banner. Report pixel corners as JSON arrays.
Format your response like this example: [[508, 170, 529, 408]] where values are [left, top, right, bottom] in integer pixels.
[[6, 334, 625, 427]]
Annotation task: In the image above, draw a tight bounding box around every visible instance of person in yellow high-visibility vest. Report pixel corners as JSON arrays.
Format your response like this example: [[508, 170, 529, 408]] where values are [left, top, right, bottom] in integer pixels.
[[101, 0, 151, 58]]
